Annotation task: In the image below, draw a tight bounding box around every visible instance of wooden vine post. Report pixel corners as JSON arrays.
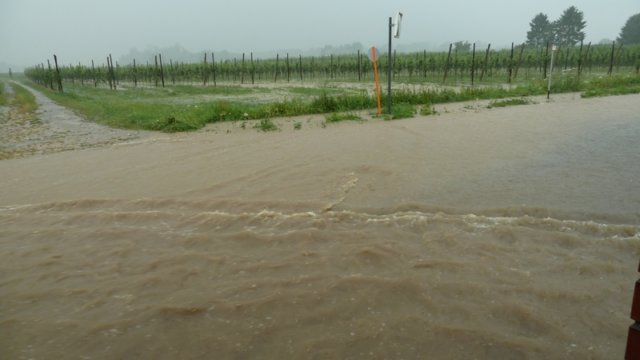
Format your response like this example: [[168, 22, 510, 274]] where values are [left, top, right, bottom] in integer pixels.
[[154, 56, 159, 87], [132, 59, 137, 87], [479, 44, 491, 82], [513, 43, 525, 80], [508, 42, 515, 83], [471, 43, 476, 86], [158, 54, 165, 88], [203, 53, 208, 86], [241, 53, 245, 84], [211, 53, 216, 87], [274, 54, 279, 82], [91, 60, 97, 87], [286, 53, 290, 82], [47, 59, 54, 90], [299, 54, 303, 82], [53, 54, 63, 92], [250, 52, 255, 85], [357, 50, 361, 81], [442, 43, 452, 83]]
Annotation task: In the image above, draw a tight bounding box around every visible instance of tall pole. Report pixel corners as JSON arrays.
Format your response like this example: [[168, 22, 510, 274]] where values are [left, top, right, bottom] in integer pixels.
[[387, 16, 393, 115], [547, 45, 556, 100]]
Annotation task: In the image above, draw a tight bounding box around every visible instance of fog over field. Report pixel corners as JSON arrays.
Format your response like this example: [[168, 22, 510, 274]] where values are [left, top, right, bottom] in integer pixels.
[[0, 0, 637, 70]]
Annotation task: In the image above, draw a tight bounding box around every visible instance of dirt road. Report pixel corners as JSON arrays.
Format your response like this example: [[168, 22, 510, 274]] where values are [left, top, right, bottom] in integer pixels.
[[0, 82, 146, 159]]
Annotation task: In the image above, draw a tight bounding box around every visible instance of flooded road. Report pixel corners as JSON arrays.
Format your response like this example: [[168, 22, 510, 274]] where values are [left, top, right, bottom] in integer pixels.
[[1, 94, 639, 359]]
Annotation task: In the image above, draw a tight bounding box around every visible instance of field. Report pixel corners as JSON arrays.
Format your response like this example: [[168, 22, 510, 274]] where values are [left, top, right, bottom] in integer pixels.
[[15, 43, 640, 132]]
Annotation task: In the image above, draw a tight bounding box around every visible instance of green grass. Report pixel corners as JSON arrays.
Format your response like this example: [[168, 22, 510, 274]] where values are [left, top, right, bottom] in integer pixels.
[[385, 103, 416, 120], [11, 83, 38, 119], [419, 104, 437, 116], [254, 118, 278, 132], [287, 87, 345, 97], [27, 73, 640, 132], [325, 112, 361, 122], [487, 98, 530, 108], [581, 75, 640, 98], [0, 81, 6, 106]]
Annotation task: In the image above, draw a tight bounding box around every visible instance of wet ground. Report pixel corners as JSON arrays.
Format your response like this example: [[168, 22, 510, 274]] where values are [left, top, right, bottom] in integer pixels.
[[0, 82, 147, 160]]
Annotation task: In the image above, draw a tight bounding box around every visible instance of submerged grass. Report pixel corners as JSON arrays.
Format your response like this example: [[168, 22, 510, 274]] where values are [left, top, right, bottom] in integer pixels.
[[487, 98, 530, 108], [326, 112, 362, 122], [385, 103, 416, 120]]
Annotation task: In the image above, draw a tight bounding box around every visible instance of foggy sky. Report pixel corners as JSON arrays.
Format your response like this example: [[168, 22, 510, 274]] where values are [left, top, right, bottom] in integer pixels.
[[0, 0, 637, 69]]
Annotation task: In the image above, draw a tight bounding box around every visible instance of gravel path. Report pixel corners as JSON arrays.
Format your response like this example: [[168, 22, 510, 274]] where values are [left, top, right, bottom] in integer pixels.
[[0, 82, 149, 160]]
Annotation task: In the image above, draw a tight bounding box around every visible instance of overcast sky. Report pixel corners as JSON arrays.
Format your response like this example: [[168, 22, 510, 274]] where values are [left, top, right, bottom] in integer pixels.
[[0, 0, 637, 68]]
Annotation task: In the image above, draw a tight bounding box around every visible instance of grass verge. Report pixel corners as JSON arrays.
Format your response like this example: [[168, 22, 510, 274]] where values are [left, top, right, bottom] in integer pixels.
[[326, 112, 362, 122], [0, 81, 6, 106], [487, 98, 530, 108], [28, 74, 640, 132], [11, 83, 39, 120], [581, 75, 640, 98]]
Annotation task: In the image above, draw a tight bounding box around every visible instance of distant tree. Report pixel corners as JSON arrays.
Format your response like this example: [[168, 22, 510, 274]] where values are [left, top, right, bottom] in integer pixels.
[[453, 41, 471, 52], [554, 6, 586, 46], [618, 13, 640, 45], [527, 13, 553, 46]]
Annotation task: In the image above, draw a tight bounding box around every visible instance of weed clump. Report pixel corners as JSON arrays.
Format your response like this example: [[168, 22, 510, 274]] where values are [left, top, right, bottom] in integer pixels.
[[325, 112, 361, 122], [385, 103, 416, 120], [487, 98, 530, 108], [151, 116, 200, 132], [254, 118, 278, 132]]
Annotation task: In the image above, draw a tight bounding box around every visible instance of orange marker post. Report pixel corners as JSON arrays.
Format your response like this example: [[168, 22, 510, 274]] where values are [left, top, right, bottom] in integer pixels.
[[370, 47, 382, 115]]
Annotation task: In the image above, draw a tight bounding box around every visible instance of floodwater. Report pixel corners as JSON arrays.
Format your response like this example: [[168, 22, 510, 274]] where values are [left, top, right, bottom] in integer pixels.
[[1, 94, 639, 359]]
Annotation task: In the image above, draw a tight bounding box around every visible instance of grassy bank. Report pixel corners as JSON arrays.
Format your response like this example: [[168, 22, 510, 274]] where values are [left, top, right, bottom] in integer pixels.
[[0, 81, 6, 106], [28, 73, 640, 132], [11, 83, 39, 118]]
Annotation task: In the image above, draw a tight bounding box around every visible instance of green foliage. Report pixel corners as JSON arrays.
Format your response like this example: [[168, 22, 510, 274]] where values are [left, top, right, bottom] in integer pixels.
[[618, 13, 640, 45], [254, 118, 278, 132], [454, 41, 472, 52], [527, 13, 553, 46], [419, 104, 437, 116], [385, 103, 415, 120], [487, 98, 530, 108], [293, 121, 302, 130], [554, 6, 586, 46], [311, 91, 339, 112], [0, 81, 6, 106], [11, 83, 38, 118], [581, 75, 640, 97], [23, 42, 640, 90], [150, 116, 200, 132], [325, 112, 361, 122]]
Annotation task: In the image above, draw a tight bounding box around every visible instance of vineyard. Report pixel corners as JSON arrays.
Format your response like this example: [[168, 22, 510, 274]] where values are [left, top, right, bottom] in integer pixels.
[[25, 43, 640, 90]]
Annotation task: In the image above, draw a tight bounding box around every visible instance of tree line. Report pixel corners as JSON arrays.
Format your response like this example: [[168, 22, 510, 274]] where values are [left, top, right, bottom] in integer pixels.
[[527, 7, 640, 46]]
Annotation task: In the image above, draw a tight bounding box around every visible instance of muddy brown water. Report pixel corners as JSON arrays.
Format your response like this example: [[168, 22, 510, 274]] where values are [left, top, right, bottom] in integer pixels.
[[1, 93, 639, 359]]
